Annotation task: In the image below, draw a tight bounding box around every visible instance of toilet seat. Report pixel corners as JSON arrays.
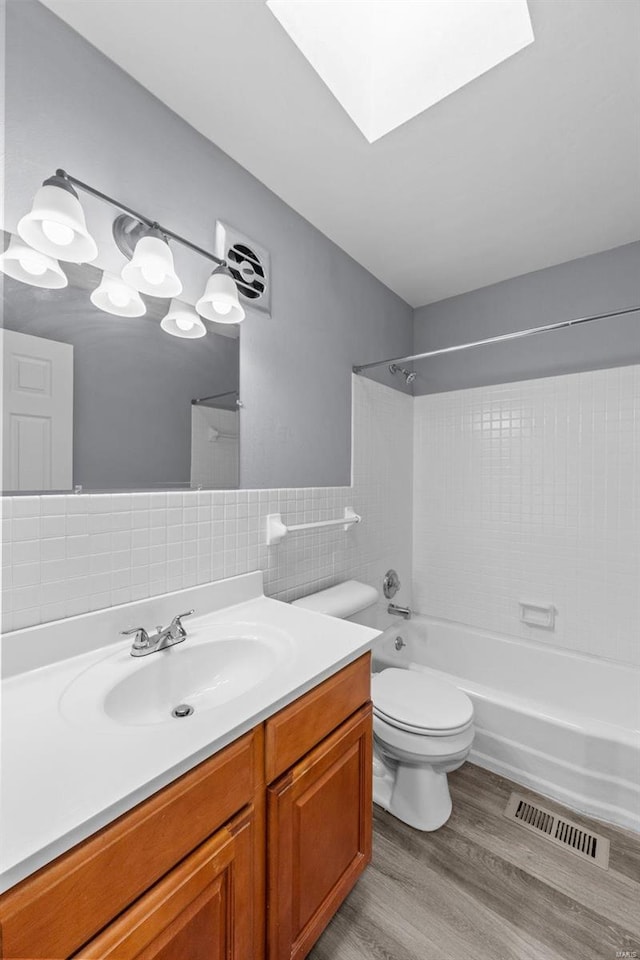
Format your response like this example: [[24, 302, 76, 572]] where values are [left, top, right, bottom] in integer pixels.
[[373, 706, 474, 737], [372, 668, 473, 737]]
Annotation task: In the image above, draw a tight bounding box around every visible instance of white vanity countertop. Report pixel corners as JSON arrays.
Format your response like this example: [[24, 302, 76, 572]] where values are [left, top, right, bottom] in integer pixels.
[[0, 572, 378, 893]]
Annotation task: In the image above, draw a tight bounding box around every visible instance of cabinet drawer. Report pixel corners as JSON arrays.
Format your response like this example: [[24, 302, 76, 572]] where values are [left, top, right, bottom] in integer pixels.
[[265, 653, 370, 784], [0, 730, 261, 960], [73, 808, 256, 960]]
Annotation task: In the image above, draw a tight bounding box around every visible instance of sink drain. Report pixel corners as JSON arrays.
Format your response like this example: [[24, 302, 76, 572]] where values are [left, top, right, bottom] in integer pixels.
[[171, 703, 194, 719]]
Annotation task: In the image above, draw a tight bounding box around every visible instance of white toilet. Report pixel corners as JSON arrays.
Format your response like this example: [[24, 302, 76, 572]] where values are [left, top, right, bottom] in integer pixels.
[[293, 581, 474, 831]]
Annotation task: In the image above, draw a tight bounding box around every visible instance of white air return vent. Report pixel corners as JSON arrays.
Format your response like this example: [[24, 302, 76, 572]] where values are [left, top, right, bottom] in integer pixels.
[[215, 222, 270, 317]]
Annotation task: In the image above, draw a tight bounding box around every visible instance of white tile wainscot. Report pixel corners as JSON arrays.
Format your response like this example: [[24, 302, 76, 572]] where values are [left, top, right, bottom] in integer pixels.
[[1, 376, 413, 632]]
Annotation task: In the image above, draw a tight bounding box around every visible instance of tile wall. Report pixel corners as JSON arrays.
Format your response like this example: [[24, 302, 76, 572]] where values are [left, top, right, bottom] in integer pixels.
[[1, 376, 413, 633], [413, 364, 640, 666], [5, 361, 636, 668]]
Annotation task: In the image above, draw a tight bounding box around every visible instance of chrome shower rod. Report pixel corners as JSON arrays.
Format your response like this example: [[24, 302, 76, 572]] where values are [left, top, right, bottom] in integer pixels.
[[56, 169, 226, 266], [352, 305, 640, 374]]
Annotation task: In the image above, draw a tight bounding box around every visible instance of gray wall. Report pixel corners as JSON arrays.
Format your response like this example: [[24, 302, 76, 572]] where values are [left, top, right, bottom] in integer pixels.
[[4, 0, 413, 489], [412, 242, 640, 394]]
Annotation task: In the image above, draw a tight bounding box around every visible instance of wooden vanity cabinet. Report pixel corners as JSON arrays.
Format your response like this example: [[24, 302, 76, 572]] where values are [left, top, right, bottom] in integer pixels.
[[73, 807, 257, 960], [267, 705, 373, 960], [0, 653, 372, 960], [0, 730, 264, 960]]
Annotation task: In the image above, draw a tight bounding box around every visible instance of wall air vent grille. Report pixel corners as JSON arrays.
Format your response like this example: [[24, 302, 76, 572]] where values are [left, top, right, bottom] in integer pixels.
[[215, 222, 271, 316], [504, 793, 610, 869]]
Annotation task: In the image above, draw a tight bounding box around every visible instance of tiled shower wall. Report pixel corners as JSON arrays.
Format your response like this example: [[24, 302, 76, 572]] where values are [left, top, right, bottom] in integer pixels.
[[1, 376, 413, 633], [413, 364, 640, 667]]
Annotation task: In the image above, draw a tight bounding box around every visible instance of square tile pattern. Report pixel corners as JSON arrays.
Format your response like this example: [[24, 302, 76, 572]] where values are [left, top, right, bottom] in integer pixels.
[[1, 376, 414, 634], [413, 364, 640, 666], [2, 365, 637, 669]]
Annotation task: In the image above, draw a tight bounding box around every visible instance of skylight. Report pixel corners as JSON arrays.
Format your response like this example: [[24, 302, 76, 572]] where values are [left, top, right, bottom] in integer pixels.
[[266, 0, 534, 143]]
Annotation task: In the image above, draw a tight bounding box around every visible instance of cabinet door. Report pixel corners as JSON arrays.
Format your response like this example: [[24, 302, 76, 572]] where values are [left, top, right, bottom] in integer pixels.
[[267, 704, 372, 960], [75, 808, 257, 960]]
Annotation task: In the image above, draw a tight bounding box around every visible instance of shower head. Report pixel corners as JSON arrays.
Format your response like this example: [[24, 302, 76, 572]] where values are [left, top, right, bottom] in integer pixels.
[[389, 363, 416, 385]]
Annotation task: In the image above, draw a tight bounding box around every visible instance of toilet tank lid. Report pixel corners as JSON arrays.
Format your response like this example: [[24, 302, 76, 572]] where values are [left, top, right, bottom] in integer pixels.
[[291, 580, 379, 618]]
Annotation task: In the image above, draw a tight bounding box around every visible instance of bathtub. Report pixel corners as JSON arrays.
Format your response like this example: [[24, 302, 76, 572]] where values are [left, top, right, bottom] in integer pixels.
[[373, 616, 640, 833]]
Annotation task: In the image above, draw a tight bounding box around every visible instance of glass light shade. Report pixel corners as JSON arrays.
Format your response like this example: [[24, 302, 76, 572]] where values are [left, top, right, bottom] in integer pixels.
[[18, 178, 98, 263], [0, 236, 68, 289], [196, 266, 245, 323], [121, 234, 182, 297], [90, 272, 146, 317], [160, 299, 206, 338]]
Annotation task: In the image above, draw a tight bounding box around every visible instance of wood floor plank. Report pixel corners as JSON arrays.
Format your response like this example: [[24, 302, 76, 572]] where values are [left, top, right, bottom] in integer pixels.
[[368, 830, 569, 960], [311, 853, 566, 960], [309, 763, 640, 960], [454, 763, 640, 883], [377, 804, 640, 960], [449, 772, 640, 933]]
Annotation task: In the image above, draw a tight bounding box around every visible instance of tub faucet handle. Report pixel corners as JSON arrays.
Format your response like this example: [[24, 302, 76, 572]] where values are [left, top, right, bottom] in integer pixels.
[[383, 569, 401, 599]]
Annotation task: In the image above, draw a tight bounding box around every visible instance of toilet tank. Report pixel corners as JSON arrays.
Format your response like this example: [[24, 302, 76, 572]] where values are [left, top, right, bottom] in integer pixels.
[[291, 580, 379, 627]]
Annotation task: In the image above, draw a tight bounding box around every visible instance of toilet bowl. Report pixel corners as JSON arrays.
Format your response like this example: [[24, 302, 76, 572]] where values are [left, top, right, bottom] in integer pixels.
[[292, 581, 475, 832], [372, 667, 474, 830]]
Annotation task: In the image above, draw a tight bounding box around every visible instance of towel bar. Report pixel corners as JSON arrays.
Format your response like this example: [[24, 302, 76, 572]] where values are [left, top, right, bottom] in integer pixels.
[[266, 508, 361, 545]]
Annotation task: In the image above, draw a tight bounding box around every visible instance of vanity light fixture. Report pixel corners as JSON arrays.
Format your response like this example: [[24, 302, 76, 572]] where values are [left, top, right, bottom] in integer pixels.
[[160, 299, 207, 338], [121, 226, 183, 298], [196, 265, 245, 324], [12, 169, 251, 332], [0, 235, 68, 289], [90, 271, 146, 317], [17, 174, 98, 263]]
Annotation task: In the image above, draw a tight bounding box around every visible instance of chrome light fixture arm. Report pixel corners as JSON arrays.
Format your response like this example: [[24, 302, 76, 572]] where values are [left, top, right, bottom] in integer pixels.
[[55, 169, 227, 267]]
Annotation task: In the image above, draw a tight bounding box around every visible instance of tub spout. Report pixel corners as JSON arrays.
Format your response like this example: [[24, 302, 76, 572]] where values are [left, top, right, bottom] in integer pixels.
[[388, 603, 411, 620]]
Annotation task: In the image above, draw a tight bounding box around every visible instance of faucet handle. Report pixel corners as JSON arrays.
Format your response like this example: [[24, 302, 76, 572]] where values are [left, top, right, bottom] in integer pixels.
[[169, 609, 194, 638], [121, 626, 151, 649]]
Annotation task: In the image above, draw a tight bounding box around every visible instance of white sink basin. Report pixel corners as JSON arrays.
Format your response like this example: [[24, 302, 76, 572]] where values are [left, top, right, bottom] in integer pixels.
[[59, 621, 294, 727]]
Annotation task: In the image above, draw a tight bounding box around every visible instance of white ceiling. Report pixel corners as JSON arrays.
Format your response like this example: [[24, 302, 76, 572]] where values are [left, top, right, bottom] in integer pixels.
[[41, 0, 640, 307], [265, 0, 534, 143]]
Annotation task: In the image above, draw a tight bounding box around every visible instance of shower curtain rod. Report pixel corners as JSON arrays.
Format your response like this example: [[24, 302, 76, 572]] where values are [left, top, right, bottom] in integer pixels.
[[192, 390, 239, 405], [352, 305, 640, 374]]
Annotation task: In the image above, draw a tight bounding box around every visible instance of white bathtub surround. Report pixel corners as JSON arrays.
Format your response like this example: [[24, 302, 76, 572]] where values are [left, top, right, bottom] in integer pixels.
[[413, 363, 640, 667], [1, 571, 378, 892], [374, 617, 640, 832], [1, 375, 413, 635]]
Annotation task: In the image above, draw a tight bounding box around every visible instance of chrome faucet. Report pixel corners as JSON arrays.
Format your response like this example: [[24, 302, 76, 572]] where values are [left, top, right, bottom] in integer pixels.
[[121, 610, 194, 658], [388, 603, 411, 620]]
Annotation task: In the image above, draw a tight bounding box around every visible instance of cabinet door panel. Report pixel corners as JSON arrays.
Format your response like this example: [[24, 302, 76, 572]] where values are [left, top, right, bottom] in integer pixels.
[[268, 705, 372, 960], [75, 808, 256, 960]]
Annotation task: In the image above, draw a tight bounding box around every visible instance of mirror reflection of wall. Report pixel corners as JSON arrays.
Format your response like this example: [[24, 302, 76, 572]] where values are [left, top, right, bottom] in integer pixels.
[[1, 248, 240, 493]]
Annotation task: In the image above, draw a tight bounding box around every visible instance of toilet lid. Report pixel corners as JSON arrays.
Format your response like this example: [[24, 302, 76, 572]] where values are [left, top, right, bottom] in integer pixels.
[[372, 668, 473, 732]]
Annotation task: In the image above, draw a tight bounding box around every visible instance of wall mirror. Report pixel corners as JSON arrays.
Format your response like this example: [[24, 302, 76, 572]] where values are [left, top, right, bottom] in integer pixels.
[[1, 248, 240, 494]]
